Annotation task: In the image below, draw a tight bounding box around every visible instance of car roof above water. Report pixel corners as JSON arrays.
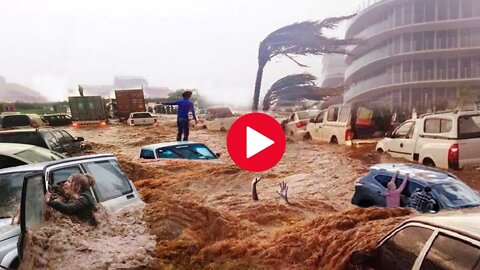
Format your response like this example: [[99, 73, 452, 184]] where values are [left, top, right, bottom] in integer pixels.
[[141, 141, 203, 151], [369, 163, 457, 184], [0, 153, 115, 174]]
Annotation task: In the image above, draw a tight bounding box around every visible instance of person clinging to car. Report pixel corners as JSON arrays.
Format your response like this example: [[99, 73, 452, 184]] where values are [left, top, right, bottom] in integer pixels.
[[385, 172, 409, 208], [44, 173, 98, 226]]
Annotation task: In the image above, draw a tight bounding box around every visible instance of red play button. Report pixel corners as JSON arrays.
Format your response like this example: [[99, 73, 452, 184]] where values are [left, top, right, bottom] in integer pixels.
[[227, 113, 286, 172]]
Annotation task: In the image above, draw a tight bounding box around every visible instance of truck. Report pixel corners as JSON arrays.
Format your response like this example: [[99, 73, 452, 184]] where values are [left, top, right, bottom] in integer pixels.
[[115, 89, 146, 121], [68, 96, 108, 127], [375, 110, 480, 170]]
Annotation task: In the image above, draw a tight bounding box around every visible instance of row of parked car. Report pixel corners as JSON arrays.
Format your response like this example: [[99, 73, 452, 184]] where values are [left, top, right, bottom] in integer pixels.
[[283, 106, 480, 171]]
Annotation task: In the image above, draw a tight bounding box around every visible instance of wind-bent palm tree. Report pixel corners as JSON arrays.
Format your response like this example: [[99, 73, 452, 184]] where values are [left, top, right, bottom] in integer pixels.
[[262, 73, 345, 111], [252, 14, 357, 111]]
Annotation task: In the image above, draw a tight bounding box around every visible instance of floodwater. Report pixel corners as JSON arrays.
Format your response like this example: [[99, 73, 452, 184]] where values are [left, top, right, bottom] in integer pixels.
[[21, 115, 478, 269]]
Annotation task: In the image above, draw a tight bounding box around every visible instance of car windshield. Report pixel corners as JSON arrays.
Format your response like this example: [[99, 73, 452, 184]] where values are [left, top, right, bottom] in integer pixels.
[[15, 148, 62, 163], [132, 113, 152, 118], [458, 114, 480, 139], [156, 144, 217, 160], [297, 111, 319, 120], [0, 172, 33, 218], [432, 182, 480, 209]]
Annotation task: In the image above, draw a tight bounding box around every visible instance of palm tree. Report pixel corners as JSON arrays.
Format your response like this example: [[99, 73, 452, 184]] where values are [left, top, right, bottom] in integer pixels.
[[262, 73, 345, 111], [252, 14, 357, 111]]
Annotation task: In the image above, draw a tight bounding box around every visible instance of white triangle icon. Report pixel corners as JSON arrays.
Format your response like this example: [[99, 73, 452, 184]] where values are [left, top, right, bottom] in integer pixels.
[[246, 126, 275, 159]]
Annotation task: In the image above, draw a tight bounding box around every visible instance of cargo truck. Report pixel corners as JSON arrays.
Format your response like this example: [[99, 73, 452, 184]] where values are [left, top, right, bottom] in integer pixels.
[[115, 89, 146, 121], [68, 96, 108, 127]]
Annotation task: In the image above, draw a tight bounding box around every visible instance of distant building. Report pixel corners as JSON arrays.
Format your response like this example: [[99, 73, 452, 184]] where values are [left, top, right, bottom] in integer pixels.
[[319, 54, 347, 88], [0, 76, 46, 102], [114, 76, 148, 90], [344, 0, 480, 114]]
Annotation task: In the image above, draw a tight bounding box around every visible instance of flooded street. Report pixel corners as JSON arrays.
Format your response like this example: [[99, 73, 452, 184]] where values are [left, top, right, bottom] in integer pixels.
[[58, 117, 422, 269]]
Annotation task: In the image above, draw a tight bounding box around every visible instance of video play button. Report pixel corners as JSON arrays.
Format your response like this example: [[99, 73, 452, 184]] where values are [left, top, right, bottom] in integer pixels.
[[227, 113, 286, 172]]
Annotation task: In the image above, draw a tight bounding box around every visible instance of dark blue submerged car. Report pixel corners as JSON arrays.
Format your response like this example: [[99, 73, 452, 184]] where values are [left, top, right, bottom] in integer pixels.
[[351, 163, 480, 212]]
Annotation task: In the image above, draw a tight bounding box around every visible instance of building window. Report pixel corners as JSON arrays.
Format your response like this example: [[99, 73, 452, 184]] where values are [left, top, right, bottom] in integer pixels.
[[437, 30, 447, 49], [474, 0, 480, 17], [404, 3, 413, 25], [413, 60, 423, 81], [425, 31, 434, 50], [425, 60, 434, 80], [395, 6, 403, 27], [394, 36, 402, 54], [394, 63, 402, 84], [472, 57, 480, 77], [425, 0, 436, 21], [403, 33, 412, 52], [414, 2, 425, 23], [438, 0, 449, 20], [414, 32, 424, 51], [472, 28, 480, 46], [448, 29, 458, 48], [450, 0, 460, 20], [448, 58, 459, 79], [462, 0, 473, 18], [460, 58, 472, 78], [437, 59, 447, 80], [460, 29, 471, 47], [403, 61, 412, 82]]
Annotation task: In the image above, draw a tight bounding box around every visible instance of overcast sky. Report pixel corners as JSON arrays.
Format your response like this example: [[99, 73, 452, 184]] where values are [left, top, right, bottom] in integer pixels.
[[0, 0, 362, 105]]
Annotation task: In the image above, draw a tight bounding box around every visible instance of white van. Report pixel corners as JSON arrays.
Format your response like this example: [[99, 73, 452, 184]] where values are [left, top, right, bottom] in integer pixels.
[[376, 110, 480, 170], [306, 104, 353, 144]]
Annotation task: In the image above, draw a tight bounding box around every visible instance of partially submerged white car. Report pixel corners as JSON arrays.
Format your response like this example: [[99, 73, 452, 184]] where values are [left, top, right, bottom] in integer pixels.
[[139, 141, 223, 164], [0, 143, 65, 169], [376, 110, 480, 170], [201, 107, 238, 131], [127, 112, 157, 126]]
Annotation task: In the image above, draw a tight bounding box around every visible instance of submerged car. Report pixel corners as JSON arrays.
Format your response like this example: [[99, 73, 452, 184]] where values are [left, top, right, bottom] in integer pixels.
[[0, 128, 85, 156], [351, 163, 480, 211], [0, 143, 65, 169], [0, 154, 144, 269], [41, 114, 73, 127], [139, 141, 221, 161], [200, 107, 238, 131], [350, 210, 480, 269], [127, 112, 157, 126]]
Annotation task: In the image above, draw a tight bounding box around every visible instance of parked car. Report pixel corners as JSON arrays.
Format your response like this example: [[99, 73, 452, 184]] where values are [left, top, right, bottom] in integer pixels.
[[201, 107, 238, 131], [139, 142, 221, 162], [351, 163, 480, 211], [127, 112, 157, 126], [0, 154, 144, 269], [0, 114, 43, 130], [0, 128, 85, 156], [41, 114, 73, 127], [0, 143, 65, 169], [282, 110, 320, 140], [350, 210, 480, 269], [375, 110, 480, 170]]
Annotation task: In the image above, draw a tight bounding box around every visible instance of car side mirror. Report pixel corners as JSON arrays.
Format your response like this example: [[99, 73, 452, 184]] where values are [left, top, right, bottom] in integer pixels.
[[350, 250, 375, 266], [310, 118, 315, 123], [385, 131, 393, 138], [74, 137, 85, 142], [216, 152, 221, 158]]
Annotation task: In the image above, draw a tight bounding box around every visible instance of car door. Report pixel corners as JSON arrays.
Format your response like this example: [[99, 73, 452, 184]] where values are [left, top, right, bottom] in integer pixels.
[[41, 131, 64, 154], [285, 113, 296, 136], [387, 121, 416, 160], [457, 114, 480, 166], [18, 173, 46, 259], [59, 130, 82, 153], [311, 111, 326, 141], [52, 130, 73, 154], [373, 225, 435, 270]]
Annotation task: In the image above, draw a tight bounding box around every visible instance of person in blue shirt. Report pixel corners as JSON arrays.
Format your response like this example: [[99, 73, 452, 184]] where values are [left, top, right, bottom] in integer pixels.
[[163, 91, 198, 141]]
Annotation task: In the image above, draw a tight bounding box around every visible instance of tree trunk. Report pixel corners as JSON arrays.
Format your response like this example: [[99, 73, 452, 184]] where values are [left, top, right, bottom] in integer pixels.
[[252, 62, 265, 112]]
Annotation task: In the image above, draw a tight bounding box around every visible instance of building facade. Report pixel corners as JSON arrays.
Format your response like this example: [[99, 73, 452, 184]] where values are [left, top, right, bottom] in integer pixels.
[[344, 0, 480, 114]]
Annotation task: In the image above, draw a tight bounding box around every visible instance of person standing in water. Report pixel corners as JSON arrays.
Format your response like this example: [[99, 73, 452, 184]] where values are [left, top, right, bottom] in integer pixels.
[[385, 172, 409, 208], [44, 173, 97, 226], [163, 90, 199, 141]]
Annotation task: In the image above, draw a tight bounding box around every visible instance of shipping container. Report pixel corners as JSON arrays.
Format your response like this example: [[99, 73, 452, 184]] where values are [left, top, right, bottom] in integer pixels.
[[68, 96, 107, 126], [115, 89, 146, 120]]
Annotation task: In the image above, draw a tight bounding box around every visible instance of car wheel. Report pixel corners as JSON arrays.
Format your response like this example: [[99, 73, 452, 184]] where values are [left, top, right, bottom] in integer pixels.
[[423, 158, 436, 168], [220, 127, 226, 132], [304, 133, 312, 141], [330, 136, 338, 144], [376, 148, 384, 154]]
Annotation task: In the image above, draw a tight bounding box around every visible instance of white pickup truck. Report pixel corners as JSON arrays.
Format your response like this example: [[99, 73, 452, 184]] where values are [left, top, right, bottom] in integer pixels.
[[127, 112, 157, 126], [376, 111, 480, 170]]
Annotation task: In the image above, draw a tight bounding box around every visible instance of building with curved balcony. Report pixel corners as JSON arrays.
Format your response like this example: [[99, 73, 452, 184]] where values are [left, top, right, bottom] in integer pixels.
[[344, 0, 480, 114]]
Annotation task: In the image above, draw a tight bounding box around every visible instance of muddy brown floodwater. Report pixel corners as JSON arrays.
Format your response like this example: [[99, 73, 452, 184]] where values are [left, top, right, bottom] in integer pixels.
[[20, 115, 468, 269]]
